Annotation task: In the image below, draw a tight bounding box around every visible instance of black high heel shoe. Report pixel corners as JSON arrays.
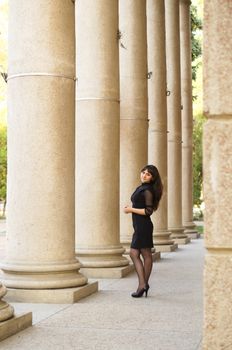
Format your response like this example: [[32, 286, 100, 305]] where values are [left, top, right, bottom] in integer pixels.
[[145, 284, 150, 297], [131, 288, 147, 298]]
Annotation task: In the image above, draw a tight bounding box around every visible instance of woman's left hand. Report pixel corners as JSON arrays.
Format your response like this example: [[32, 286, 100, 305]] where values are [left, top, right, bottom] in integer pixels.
[[123, 206, 132, 214]]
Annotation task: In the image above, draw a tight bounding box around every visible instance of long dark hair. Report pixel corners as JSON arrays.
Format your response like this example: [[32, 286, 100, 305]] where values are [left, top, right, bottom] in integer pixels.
[[141, 164, 163, 211]]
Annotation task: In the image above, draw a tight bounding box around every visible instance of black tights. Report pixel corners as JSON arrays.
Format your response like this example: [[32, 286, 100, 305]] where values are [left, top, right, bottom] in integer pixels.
[[130, 248, 153, 290]]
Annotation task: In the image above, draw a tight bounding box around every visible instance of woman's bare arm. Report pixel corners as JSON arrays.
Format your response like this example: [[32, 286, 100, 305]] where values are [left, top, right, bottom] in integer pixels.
[[123, 207, 146, 215]]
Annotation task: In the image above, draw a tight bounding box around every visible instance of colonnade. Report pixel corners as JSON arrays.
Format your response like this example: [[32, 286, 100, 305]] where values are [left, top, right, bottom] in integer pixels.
[[0, 0, 197, 337]]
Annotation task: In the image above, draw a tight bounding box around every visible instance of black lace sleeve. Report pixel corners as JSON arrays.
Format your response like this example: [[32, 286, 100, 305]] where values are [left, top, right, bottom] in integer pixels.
[[144, 190, 154, 216]]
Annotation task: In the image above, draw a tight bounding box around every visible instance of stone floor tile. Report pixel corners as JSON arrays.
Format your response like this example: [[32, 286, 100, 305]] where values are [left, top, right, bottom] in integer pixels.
[[0, 327, 202, 350], [10, 303, 71, 325]]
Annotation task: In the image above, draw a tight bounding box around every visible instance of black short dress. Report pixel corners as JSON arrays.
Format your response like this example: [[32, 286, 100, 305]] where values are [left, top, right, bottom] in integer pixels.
[[130, 183, 154, 249]]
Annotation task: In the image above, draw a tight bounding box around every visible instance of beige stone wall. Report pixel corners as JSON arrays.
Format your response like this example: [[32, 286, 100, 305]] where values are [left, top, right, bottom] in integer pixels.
[[203, 0, 232, 348], [204, 1, 232, 116]]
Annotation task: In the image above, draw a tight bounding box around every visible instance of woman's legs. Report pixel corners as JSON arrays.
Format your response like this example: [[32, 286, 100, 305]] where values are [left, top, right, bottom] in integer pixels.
[[140, 248, 153, 286], [130, 248, 146, 290]]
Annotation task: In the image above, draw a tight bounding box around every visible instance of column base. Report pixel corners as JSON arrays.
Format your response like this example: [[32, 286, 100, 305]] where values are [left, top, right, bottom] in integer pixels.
[[76, 245, 129, 269], [0, 312, 32, 341], [121, 240, 131, 255], [170, 227, 190, 244], [185, 229, 200, 239], [174, 237, 191, 244], [155, 243, 178, 252], [153, 230, 175, 246], [152, 251, 161, 261], [80, 265, 134, 279], [0, 260, 88, 289], [5, 282, 98, 304], [184, 222, 200, 239]]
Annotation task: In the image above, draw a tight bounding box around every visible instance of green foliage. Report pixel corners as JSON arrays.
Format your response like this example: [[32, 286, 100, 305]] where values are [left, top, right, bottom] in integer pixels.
[[191, 3, 204, 206], [191, 5, 202, 82], [0, 125, 7, 202], [196, 225, 204, 235], [193, 114, 205, 206]]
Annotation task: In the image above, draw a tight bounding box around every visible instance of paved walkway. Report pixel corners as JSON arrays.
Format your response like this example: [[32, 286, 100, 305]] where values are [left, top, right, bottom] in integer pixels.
[[0, 220, 204, 350]]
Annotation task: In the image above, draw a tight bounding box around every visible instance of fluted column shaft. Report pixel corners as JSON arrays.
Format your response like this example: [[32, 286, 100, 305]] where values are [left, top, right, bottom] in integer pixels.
[[203, 1, 232, 348], [147, 0, 176, 251], [119, 0, 148, 251], [0, 0, 87, 290], [165, 0, 188, 242], [180, 0, 198, 237], [75, 0, 129, 276]]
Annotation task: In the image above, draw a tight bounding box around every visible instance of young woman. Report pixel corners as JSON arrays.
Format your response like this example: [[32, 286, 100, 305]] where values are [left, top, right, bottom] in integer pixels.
[[123, 165, 163, 298]]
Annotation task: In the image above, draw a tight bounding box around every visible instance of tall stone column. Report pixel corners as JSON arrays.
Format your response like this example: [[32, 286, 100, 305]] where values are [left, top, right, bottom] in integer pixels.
[[203, 1, 232, 349], [180, 0, 199, 239], [119, 0, 148, 253], [147, 0, 177, 252], [0, 0, 97, 303], [165, 0, 189, 244], [75, 0, 130, 278]]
